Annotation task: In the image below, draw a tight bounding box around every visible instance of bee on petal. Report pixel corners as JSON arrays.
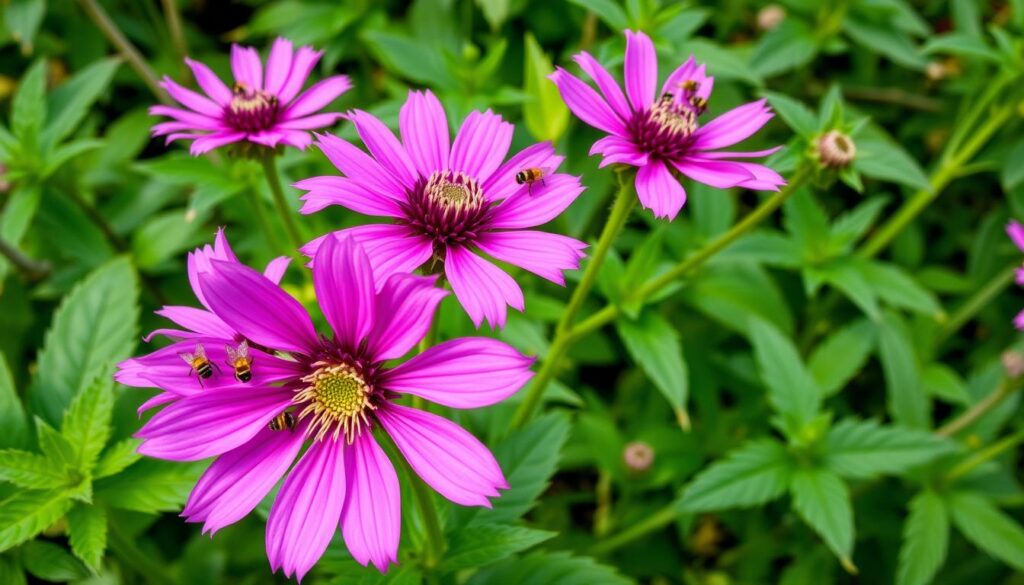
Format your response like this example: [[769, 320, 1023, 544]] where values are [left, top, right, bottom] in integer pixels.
[[226, 340, 254, 383], [268, 410, 296, 432], [514, 167, 553, 196], [179, 343, 217, 385]]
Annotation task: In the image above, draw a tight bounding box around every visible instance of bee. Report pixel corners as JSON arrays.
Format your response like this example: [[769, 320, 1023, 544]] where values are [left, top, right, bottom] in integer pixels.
[[657, 92, 675, 106], [514, 167, 553, 196], [225, 340, 254, 383], [179, 343, 217, 384], [268, 411, 296, 432], [689, 96, 708, 114], [679, 79, 699, 92]]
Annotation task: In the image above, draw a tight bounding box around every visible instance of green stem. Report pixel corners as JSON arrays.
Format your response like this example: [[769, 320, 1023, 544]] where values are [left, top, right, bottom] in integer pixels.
[[259, 153, 306, 254], [244, 184, 284, 256], [109, 519, 175, 585], [588, 504, 676, 555], [936, 263, 1018, 347], [946, 428, 1024, 482], [936, 378, 1017, 438], [160, 0, 188, 64], [409, 469, 446, 569]]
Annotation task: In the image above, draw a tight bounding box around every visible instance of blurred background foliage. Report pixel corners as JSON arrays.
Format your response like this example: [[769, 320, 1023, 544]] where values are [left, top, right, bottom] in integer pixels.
[[0, 0, 1023, 584]]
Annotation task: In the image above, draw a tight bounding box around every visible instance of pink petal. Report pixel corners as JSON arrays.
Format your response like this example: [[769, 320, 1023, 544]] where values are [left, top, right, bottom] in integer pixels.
[[377, 405, 508, 506], [267, 439, 346, 581], [1015, 309, 1024, 330], [301, 225, 433, 290], [590, 135, 649, 168], [313, 235, 376, 350], [264, 38, 295, 95], [671, 158, 756, 189], [722, 160, 786, 191], [624, 30, 657, 112], [277, 46, 323, 104], [548, 68, 626, 136], [231, 44, 263, 89], [449, 110, 514, 181], [475, 231, 586, 285], [698, 146, 783, 159], [276, 113, 343, 130], [489, 173, 585, 230], [1008, 221, 1024, 252], [148, 105, 223, 129], [183, 425, 306, 534], [160, 77, 222, 118], [444, 247, 524, 329], [185, 58, 232, 105], [368, 273, 449, 361], [346, 110, 418, 190], [314, 133, 408, 201], [279, 130, 313, 150], [341, 432, 400, 573], [136, 386, 294, 461], [151, 306, 236, 340], [295, 175, 403, 217], [138, 391, 177, 415], [285, 75, 352, 118], [400, 89, 449, 177], [248, 131, 286, 148], [636, 159, 687, 220], [263, 256, 291, 284], [190, 132, 246, 156], [482, 142, 564, 202], [199, 260, 319, 354], [691, 99, 774, 151], [662, 56, 714, 102], [380, 337, 534, 408], [574, 52, 632, 120]]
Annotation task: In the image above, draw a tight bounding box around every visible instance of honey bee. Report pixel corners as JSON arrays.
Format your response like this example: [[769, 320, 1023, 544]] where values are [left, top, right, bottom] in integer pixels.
[[679, 79, 699, 92], [268, 411, 296, 431], [225, 340, 254, 383], [657, 92, 675, 106], [514, 167, 553, 196], [179, 343, 217, 384], [689, 96, 708, 114]]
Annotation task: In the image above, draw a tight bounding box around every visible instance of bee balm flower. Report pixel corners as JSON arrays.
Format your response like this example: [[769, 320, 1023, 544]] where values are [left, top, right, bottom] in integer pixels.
[[116, 234, 533, 579], [151, 37, 351, 155], [549, 30, 784, 220], [297, 90, 587, 329]]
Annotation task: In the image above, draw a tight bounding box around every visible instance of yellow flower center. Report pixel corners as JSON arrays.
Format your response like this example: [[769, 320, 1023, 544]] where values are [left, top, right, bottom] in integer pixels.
[[295, 363, 374, 443]]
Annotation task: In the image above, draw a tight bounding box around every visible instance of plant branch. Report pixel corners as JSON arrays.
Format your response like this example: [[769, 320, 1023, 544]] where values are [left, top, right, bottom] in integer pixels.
[[259, 153, 306, 256], [160, 0, 189, 65], [0, 237, 50, 280], [935, 263, 1018, 347], [936, 378, 1018, 438]]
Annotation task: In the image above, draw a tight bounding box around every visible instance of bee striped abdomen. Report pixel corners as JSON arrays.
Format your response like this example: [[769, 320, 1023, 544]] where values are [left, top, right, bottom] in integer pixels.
[[268, 411, 296, 431], [194, 360, 213, 379]]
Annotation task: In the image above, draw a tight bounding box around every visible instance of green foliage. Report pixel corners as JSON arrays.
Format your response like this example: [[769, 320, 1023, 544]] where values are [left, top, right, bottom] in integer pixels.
[[440, 525, 555, 572], [897, 490, 949, 585]]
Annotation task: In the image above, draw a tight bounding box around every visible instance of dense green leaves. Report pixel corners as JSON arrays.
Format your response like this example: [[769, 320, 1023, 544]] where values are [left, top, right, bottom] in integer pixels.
[[677, 439, 792, 513], [616, 309, 689, 422], [67, 504, 107, 571], [440, 525, 555, 572], [790, 468, 855, 572], [748, 317, 820, 430], [467, 551, 631, 585], [948, 492, 1024, 571], [897, 490, 949, 585], [0, 489, 73, 552], [522, 33, 569, 142], [823, 419, 951, 479]]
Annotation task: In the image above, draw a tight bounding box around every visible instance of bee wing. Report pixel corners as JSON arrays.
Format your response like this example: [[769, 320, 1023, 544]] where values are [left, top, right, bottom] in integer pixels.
[[538, 166, 555, 177], [237, 340, 250, 359], [225, 344, 239, 362], [194, 343, 208, 359], [179, 352, 196, 364]]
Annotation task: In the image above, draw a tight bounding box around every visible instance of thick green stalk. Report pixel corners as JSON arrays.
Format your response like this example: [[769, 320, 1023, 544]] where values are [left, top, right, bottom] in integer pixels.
[[259, 153, 306, 254]]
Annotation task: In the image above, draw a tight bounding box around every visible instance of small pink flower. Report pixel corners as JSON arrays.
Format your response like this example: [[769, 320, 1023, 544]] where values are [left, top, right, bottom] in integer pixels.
[[549, 29, 785, 220], [1007, 220, 1024, 329], [116, 232, 533, 579], [297, 90, 587, 329], [151, 37, 352, 155]]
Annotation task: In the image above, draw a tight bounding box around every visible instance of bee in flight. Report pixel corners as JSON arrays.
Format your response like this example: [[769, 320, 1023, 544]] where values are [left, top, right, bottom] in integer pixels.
[[225, 340, 254, 383], [515, 167, 553, 196], [179, 343, 217, 385], [268, 411, 296, 432]]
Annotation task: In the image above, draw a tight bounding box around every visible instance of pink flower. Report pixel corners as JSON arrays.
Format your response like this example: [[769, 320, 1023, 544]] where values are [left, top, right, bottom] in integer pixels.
[[151, 37, 352, 155], [296, 90, 587, 329], [1007, 220, 1024, 329], [116, 232, 533, 579], [549, 29, 785, 220]]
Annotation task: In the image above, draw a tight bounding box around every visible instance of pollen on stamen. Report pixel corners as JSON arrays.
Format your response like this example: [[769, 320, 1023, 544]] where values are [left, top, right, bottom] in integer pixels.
[[294, 362, 375, 443]]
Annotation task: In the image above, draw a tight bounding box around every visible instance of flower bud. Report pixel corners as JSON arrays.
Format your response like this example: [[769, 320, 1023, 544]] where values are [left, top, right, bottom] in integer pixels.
[[623, 441, 655, 473], [1002, 350, 1024, 379], [756, 5, 786, 31], [817, 130, 856, 168]]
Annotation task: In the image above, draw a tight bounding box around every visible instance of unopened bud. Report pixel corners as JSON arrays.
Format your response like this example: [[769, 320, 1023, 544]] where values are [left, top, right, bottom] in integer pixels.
[[623, 441, 655, 473], [757, 5, 786, 31], [925, 61, 946, 82], [817, 130, 856, 168], [1002, 350, 1024, 378]]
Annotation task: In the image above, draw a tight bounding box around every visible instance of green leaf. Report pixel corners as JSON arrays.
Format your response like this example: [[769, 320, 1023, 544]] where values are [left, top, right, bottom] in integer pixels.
[[467, 551, 631, 585], [922, 363, 971, 405], [0, 556, 26, 585], [41, 138, 104, 177], [361, 30, 457, 90], [36, 418, 76, 470], [463, 413, 570, 526], [566, 0, 628, 29], [762, 91, 818, 138], [61, 377, 114, 471], [861, 262, 942, 317], [94, 459, 204, 513], [853, 125, 930, 190], [809, 319, 874, 396], [475, 0, 510, 30], [440, 524, 555, 572], [11, 59, 47, 143], [616, 310, 689, 421], [750, 19, 819, 78], [1001, 138, 1024, 191], [30, 257, 139, 425], [131, 208, 210, 270], [784, 188, 832, 258], [790, 468, 856, 572], [0, 449, 66, 489], [0, 182, 43, 284], [66, 503, 107, 571], [829, 196, 889, 253], [683, 264, 794, 335], [876, 313, 929, 429], [824, 419, 951, 479], [748, 317, 820, 427], [522, 32, 569, 143], [42, 58, 120, 149], [0, 489, 73, 552], [843, 16, 927, 70], [0, 355, 29, 449], [93, 438, 142, 479], [20, 540, 89, 582], [817, 259, 881, 320], [3, 0, 45, 54], [717, 231, 802, 267], [948, 491, 1024, 571], [676, 439, 792, 513], [897, 490, 949, 585], [922, 33, 1003, 62]]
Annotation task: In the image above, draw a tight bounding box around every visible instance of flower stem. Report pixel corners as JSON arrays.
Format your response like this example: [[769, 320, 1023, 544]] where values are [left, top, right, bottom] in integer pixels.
[[160, 0, 189, 65], [409, 466, 446, 569], [936, 378, 1018, 438], [259, 153, 306, 255], [0, 236, 50, 281], [935, 263, 1018, 347], [588, 504, 676, 555], [244, 184, 284, 256], [945, 427, 1024, 483]]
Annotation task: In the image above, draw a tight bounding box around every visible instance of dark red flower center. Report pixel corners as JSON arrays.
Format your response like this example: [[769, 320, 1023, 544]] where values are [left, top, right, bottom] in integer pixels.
[[627, 91, 706, 160], [398, 170, 491, 253], [224, 83, 280, 133]]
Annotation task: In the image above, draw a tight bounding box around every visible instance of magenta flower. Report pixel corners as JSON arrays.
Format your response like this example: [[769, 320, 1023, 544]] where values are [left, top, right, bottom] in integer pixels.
[[1007, 220, 1024, 329], [549, 30, 784, 220], [116, 232, 533, 579], [296, 90, 587, 329], [151, 37, 352, 155]]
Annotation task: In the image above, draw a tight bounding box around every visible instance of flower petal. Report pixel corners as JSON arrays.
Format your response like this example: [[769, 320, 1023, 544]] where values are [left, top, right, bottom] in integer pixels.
[[671, 158, 755, 189], [263, 256, 291, 284], [285, 75, 352, 119], [590, 135, 649, 168], [444, 247, 524, 329], [482, 142, 564, 202], [400, 89, 449, 177], [548, 68, 626, 136], [574, 52, 632, 120], [449, 110, 514, 181], [151, 306, 236, 340], [199, 260, 319, 354], [267, 439, 346, 581], [377, 405, 508, 506], [190, 132, 247, 156], [148, 105, 223, 129], [368, 273, 448, 361], [160, 77, 222, 118], [183, 425, 306, 534], [346, 109, 418, 190], [691, 99, 774, 151], [313, 235, 376, 350], [489, 173, 585, 229], [1008, 221, 1024, 252], [341, 432, 400, 573], [662, 56, 714, 102], [314, 133, 408, 201], [231, 44, 263, 89], [185, 58, 232, 105], [295, 176, 403, 217], [264, 38, 295, 95], [698, 146, 783, 159], [302, 225, 433, 290], [380, 337, 534, 408], [276, 112, 343, 131], [624, 30, 657, 112], [277, 46, 323, 104], [636, 159, 687, 220], [475, 231, 586, 286]]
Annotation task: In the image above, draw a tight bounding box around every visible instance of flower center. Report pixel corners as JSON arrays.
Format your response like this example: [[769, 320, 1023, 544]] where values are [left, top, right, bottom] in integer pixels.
[[627, 89, 705, 161], [399, 170, 491, 251], [224, 82, 280, 133], [295, 362, 375, 443]]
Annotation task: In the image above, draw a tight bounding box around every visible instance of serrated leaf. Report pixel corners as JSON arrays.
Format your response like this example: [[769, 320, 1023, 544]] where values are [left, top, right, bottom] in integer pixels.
[[861, 262, 942, 317], [61, 377, 114, 471], [762, 91, 818, 138], [467, 551, 632, 585], [20, 540, 89, 582], [43, 58, 120, 149], [683, 264, 794, 335], [853, 126, 930, 190], [523, 32, 569, 142], [817, 259, 881, 320], [948, 491, 1024, 571], [94, 459, 204, 513], [0, 449, 66, 489], [0, 489, 73, 552], [93, 438, 142, 479], [897, 490, 948, 585], [790, 468, 855, 571], [440, 525, 555, 572], [67, 504, 107, 571], [676, 439, 792, 513], [616, 310, 688, 419], [750, 19, 819, 78], [809, 319, 874, 396], [0, 355, 29, 449], [824, 419, 951, 479], [30, 257, 139, 425], [36, 418, 76, 470], [876, 313, 929, 429], [829, 197, 889, 253], [748, 317, 820, 428]]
